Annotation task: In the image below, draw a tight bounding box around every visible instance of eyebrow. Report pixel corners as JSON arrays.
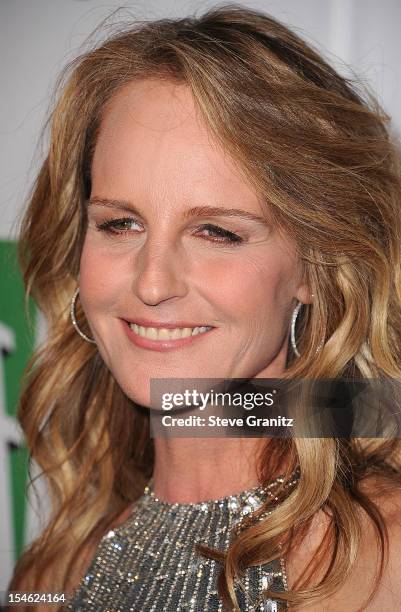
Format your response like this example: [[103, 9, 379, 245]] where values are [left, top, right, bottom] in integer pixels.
[[87, 197, 269, 225]]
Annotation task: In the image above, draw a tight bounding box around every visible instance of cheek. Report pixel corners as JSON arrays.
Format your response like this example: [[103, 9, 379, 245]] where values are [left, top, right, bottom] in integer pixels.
[[201, 250, 295, 318], [78, 237, 122, 310]]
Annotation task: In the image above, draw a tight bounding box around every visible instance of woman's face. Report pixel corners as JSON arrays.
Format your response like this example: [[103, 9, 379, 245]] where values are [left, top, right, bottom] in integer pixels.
[[79, 79, 310, 407]]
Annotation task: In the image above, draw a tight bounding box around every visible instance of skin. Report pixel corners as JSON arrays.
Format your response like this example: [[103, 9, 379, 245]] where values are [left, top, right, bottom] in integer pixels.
[[79, 78, 311, 502]]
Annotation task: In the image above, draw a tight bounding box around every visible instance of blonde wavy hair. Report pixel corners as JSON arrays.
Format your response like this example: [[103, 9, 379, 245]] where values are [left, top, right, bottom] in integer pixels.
[[9, 4, 401, 610]]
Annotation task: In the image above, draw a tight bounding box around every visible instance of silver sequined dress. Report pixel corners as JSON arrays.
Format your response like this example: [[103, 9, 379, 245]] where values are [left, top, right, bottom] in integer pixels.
[[66, 479, 294, 611]]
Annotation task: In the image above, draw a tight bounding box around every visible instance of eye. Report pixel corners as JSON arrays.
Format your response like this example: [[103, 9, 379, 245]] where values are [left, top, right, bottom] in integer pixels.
[[194, 223, 244, 246], [95, 217, 142, 235]]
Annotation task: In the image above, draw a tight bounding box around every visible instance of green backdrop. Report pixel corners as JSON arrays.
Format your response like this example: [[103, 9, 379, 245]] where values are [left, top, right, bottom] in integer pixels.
[[0, 239, 37, 581]]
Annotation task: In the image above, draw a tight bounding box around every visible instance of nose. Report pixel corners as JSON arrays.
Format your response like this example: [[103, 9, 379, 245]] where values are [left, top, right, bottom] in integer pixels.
[[132, 238, 189, 306]]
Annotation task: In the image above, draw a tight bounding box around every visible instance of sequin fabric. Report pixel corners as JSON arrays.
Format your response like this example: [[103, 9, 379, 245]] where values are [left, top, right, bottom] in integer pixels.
[[66, 476, 299, 611]]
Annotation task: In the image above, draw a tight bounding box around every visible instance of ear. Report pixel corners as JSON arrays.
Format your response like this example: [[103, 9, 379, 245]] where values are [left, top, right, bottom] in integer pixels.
[[294, 282, 314, 305]]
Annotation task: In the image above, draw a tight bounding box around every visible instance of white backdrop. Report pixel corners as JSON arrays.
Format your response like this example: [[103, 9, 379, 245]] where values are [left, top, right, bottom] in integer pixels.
[[1, 0, 400, 597]]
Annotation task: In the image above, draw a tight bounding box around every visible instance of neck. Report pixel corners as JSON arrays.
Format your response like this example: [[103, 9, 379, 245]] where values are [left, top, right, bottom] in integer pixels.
[[152, 436, 266, 503], [151, 339, 291, 504]]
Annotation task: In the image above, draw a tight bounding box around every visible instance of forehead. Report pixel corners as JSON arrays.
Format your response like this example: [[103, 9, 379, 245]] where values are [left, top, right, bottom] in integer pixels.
[[91, 79, 264, 216]]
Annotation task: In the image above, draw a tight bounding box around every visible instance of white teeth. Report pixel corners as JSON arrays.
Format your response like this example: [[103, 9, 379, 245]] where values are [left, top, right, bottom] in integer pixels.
[[192, 326, 208, 335], [128, 323, 212, 340], [145, 327, 158, 340], [157, 328, 171, 340]]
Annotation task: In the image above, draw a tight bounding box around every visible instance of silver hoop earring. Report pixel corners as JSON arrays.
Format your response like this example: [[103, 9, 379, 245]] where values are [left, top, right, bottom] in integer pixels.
[[70, 286, 96, 344], [291, 297, 323, 358], [290, 301, 302, 357]]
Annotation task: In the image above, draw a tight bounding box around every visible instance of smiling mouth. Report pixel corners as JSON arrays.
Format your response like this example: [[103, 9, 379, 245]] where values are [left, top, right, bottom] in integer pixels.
[[127, 322, 213, 341]]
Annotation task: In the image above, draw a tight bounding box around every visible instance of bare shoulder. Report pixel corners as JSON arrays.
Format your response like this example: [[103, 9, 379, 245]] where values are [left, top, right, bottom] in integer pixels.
[[358, 477, 401, 610], [286, 476, 401, 611]]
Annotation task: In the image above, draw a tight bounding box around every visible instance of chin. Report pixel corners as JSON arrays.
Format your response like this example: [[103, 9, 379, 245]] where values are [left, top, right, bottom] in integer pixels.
[[110, 374, 151, 408], [111, 371, 173, 411]]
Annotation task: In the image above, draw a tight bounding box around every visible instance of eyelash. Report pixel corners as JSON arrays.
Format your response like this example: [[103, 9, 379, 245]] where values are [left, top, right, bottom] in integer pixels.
[[95, 218, 244, 246]]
